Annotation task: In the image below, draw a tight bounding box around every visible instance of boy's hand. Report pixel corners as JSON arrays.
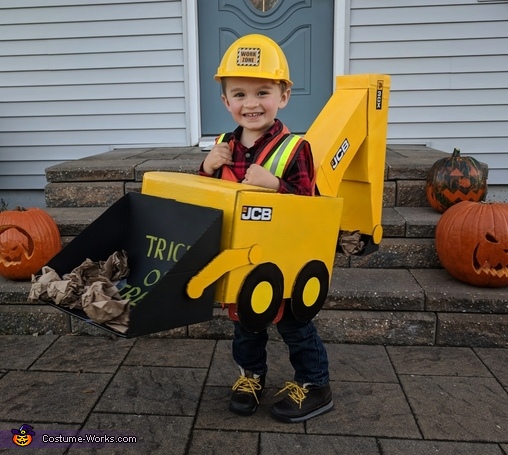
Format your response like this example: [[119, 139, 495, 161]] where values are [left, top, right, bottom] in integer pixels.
[[202, 143, 234, 175], [243, 164, 280, 191]]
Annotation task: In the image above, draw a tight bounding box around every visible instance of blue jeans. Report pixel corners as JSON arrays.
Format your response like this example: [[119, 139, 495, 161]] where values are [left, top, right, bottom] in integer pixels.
[[232, 302, 329, 386]]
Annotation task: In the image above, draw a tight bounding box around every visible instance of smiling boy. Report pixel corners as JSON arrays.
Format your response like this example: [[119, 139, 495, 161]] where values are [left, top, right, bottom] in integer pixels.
[[199, 34, 332, 423]]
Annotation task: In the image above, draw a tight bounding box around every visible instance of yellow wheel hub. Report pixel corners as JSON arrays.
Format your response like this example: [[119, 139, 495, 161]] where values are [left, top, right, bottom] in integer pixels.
[[251, 281, 273, 314], [302, 277, 320, 307]]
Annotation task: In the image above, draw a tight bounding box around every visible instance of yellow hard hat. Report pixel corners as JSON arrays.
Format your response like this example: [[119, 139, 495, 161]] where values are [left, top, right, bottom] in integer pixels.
[[214, 34, 292, 87]]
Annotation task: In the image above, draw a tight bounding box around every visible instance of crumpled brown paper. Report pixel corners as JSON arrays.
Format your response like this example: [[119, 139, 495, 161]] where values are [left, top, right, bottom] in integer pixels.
[[28, 266, 60, 302], [82, 281, 130, 328], [29, 251, 130, 333], [47, 278, 81, 308], [99, 250, 129, 281], [338, 230, 365, 256]]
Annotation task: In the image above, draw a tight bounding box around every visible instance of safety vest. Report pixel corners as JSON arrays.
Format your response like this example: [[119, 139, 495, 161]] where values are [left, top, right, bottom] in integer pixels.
[[216, 125, 305, 182]]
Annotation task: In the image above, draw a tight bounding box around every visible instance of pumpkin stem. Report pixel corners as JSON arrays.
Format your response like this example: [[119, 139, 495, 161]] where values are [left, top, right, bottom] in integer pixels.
[[14, 206, 27, 212], [452, 148, 461, 157], [0, 199, 8, 212]]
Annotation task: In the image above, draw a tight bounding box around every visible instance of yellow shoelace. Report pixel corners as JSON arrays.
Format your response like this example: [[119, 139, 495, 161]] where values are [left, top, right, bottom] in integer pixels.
[[231, 376, 263, 404], [275, 381, 309, 408]]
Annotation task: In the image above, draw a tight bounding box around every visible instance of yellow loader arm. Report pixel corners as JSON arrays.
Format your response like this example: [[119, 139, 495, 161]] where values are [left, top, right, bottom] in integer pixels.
[[187, 244, 262, 299]]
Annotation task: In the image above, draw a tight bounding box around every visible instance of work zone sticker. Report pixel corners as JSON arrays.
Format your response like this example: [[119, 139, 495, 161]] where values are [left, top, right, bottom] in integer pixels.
[[237, 47, 260, 66]]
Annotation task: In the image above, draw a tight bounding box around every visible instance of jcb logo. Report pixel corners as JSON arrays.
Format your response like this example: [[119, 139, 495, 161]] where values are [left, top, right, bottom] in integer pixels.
[[330, 138, 350, 170], [241, 206, 272, 221]]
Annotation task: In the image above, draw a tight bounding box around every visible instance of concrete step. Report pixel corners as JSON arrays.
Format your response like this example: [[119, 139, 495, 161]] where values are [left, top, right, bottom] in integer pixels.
[[46, 206, 106, 245], [2, 146, 497, 346], [42, 145, 448, 270], [43, 145, 453, 208], [46, 205, 443, 268], [1, 268, 506, 347], [46, 205, 442, 238]]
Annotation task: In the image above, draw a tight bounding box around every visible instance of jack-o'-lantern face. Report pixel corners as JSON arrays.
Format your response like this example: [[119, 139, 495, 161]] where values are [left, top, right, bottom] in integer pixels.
[[426, 148, 487, 213], [11, 424, 35, 447], [435, 201, 508, 288], [0, 225, 34, 264], [473, 232, 508, 278], [0, 207, 61, 280], [12, 433, 32, 446]]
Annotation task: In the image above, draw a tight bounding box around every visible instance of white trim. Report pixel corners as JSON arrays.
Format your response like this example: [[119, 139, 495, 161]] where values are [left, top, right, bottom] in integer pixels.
[[199, 137, 216, 150], [183, 0, 201, 145], [334, 0, 350, 79]]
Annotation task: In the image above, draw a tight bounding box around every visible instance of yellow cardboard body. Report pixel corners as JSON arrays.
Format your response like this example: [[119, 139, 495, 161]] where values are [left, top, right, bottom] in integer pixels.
[[142, 172, 343, 303], [142, 73, 390, 307]]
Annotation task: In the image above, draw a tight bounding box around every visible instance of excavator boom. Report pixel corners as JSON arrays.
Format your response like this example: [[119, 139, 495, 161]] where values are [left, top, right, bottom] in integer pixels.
[[306, 74, 390, 244]]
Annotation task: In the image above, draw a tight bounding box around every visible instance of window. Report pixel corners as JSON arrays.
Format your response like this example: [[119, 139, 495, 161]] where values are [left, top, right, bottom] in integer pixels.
[[250, 0, 279, 12]]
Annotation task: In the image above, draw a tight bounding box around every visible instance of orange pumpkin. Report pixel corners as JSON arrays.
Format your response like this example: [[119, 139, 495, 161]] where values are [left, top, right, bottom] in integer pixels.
[[435, 201, 508, 287], [0, 207, 61, 280]]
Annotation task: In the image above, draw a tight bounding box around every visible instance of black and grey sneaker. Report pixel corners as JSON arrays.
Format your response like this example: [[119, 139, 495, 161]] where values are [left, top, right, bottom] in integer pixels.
[[229, 369, 265, 416], [270, 381, 333, 423]]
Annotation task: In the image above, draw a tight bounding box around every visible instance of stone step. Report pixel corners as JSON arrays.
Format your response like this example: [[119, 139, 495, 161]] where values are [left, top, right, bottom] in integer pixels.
[[41, 145, 448, 270], [46, 206, 441, 238], [1, 268, 506, 347], [43, 145, 454, 208], [45, 179, 430, 209], [46, 206, 107, 235], [2, 145, 493, 346], [45, 205, 443, 268]]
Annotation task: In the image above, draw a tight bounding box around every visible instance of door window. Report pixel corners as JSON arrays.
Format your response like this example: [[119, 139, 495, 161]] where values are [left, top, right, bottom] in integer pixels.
[[250, 0, 278, 12]]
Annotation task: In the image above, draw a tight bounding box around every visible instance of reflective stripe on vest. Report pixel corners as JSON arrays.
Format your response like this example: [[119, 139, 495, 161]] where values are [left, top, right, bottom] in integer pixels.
[[216, 131, 302, 179], [263, 134, 301, 178]]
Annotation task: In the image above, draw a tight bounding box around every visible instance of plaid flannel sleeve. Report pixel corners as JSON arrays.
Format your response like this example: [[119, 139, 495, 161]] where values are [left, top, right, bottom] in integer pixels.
[[277, 139, 315, 196]]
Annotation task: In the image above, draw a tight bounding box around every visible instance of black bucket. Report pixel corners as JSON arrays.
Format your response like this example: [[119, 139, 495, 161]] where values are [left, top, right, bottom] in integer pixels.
[[45, 192, 223, 337]]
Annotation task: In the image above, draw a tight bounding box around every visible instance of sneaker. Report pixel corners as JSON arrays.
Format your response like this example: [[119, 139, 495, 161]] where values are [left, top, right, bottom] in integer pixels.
[[229, 369, 265, 416], [270, 381, 333, 423]]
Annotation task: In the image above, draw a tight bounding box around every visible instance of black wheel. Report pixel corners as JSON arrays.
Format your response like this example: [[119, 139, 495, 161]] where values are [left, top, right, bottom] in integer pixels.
[[237, 263, 284, 333], [291, 260, 329, 322]]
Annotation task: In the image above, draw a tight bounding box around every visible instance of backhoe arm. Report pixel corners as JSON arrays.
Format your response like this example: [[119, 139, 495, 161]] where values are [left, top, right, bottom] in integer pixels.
[[305, 74, 390, 247]]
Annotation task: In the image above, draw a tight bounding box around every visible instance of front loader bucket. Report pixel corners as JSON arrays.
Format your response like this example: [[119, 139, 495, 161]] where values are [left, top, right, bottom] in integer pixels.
[[44, 192, 222, 337]]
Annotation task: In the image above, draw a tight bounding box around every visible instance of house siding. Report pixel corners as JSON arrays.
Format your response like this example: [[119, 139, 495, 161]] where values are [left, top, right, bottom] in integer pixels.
[[1, 0, 507, 199], [348, 0, 508, 185], [0, 0, 186, 192]]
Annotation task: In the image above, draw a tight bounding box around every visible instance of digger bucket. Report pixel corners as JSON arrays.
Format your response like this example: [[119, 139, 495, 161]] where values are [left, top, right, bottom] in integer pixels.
[[44, 192, 223, 337]]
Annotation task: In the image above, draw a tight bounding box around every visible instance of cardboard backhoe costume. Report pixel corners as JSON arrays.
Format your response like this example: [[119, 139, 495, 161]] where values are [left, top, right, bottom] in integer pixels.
[[37, 44, 391, 339], [145, 80, 392, 335], [200, 34, 332, 422]]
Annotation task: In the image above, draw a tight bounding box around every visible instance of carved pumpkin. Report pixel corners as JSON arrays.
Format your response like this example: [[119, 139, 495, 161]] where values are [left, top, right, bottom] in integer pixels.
[[11, 424, 35, 447], [0, 207, 61, 280], [435, 201, 508, 287], [426, 148, 487, 213]]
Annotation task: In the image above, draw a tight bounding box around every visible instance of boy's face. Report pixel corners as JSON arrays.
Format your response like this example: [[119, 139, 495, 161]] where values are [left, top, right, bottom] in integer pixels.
[[221, 77, 290, 136]]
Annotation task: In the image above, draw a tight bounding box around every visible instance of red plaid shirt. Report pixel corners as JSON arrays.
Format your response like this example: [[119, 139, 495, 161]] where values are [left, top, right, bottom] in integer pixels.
[[199, 119, 315, 196]]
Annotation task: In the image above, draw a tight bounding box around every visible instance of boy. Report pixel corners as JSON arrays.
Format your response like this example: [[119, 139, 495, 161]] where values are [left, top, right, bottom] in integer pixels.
[[199, 34, 333, 423]]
